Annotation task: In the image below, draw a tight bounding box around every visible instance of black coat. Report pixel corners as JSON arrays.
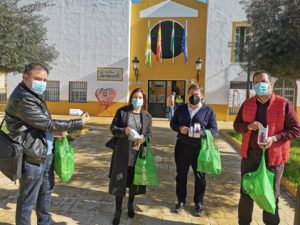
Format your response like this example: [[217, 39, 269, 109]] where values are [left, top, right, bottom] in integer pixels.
[[5, 82, 82, 164], [108, 106, 152, 197]]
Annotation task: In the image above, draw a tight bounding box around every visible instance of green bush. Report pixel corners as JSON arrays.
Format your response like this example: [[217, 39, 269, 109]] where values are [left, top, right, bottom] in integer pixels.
[[284, 147, 300, 186], [225, 130, 300, 186]]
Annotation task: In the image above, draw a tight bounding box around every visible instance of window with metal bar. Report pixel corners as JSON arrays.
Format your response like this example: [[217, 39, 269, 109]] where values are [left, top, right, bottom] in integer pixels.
[[69, 81, 87, 103], [234, 26, 250, 62], [0, 88, 7, 104], [274, 79, 297, 106], [44, 81, 60, 102]]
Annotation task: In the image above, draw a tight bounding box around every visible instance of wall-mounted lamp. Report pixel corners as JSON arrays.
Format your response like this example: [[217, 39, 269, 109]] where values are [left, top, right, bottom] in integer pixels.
[[132, 56, 140, 81], [195, 57, 203, 82]]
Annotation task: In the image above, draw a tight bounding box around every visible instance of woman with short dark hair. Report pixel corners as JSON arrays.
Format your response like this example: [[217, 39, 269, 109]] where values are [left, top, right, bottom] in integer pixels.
[[108, 88, 152, 225]]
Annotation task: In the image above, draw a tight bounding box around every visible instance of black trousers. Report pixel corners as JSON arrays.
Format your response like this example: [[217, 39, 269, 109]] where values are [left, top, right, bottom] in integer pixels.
[[238, 148, 284, 225], [174, 140, 206, 204]]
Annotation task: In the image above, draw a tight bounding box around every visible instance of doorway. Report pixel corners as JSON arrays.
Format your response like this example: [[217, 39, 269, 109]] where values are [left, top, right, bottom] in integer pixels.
[[148, 80, 186, 118]]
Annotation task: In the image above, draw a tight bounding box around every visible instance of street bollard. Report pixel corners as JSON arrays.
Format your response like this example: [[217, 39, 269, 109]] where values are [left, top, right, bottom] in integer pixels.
[[295, 185, 300, 225]]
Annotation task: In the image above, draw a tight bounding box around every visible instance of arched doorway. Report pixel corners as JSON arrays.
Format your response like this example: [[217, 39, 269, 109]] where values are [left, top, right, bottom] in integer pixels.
[[274, 79, 297, 106]]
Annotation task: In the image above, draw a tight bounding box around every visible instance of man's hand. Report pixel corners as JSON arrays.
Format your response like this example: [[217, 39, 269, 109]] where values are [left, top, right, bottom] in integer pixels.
[[247, 121, 263, 131], [125, 127, 131, 136], [180, 126, 189, 134], [259, 137, 274, 149], [81, 112, 90, 124]]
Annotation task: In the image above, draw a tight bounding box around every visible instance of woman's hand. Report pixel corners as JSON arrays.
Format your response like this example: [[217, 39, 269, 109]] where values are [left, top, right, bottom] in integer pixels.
[[125, 127, 131, 136], [136, 137, 145, 145]]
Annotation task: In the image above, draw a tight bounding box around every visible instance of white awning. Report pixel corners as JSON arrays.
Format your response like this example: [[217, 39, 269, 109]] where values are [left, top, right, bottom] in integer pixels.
[[140, 0, 198, 18]]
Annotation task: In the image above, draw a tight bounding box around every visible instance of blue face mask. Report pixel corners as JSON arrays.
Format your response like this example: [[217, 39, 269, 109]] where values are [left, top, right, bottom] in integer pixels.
[[132, 98, 144, 108], [32, 80, 47, 95], [254, 82, 270, 96]]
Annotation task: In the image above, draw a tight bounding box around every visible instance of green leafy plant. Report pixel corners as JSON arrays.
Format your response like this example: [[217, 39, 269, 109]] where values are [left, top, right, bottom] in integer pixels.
[[0, 0, 58, 74]]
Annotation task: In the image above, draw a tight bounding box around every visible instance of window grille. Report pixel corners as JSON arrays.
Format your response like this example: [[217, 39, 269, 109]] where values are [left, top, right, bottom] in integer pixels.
[[69, 81, 87, 103], [234, 26, 250, 62], [44, 81, 60, 102]]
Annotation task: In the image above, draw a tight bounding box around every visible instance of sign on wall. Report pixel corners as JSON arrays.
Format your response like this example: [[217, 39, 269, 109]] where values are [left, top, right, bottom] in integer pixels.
[[97, 68, 123, 81]]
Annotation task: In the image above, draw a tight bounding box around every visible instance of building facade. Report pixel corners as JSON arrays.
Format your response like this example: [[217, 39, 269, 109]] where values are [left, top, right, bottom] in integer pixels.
[[2, 0, 300, 120]]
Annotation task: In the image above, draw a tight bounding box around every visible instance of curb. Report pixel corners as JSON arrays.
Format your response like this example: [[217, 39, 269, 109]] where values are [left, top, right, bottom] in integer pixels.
[[219, 129, 297, 200]]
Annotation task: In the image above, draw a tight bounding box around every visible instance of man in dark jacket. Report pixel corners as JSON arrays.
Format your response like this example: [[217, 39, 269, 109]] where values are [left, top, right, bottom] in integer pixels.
[[170, 83, 218, 216], [5, 63, 90, 225]]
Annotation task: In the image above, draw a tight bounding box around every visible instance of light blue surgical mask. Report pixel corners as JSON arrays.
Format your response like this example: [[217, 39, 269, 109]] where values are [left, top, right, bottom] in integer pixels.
[[32, 80, 47, 95], [132, 98, 143, 108], [254, 82, 270, 96]]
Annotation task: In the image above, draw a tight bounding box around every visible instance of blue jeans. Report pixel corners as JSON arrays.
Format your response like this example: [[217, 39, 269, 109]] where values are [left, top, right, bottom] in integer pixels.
[[16, 154, 55, 225], [167, 106, 174, 121]]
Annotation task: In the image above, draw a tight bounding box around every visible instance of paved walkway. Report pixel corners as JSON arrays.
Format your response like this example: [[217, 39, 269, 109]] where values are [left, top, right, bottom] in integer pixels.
[[0, 119, 296, 225]]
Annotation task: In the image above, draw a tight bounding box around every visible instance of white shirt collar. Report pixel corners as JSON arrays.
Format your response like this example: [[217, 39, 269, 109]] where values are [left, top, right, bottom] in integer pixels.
[[188, 103, 202, 119]]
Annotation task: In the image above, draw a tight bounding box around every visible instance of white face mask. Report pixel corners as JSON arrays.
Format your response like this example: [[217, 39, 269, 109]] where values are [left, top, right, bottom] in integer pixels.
[[32, 80, 47, 95]]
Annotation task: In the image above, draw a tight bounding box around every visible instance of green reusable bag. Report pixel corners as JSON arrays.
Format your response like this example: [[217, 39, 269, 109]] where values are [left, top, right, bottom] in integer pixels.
[[133, 138, 159, 186], [197, 130, 222, 175], [54, 137, 75, 182], [242, 148, 276, 215]]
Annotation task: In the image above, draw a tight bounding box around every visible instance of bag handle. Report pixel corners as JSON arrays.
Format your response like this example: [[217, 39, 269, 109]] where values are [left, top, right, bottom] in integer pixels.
[[3, 111, 31, 148], [138, 136, 150, 158], [0, 114, 6, 130], [204, 130, 218, 150]]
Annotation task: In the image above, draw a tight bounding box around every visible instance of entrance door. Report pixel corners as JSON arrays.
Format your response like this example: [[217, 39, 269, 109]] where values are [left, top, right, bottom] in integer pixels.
[[148, 80, 186, 118], [148, 81, 167, 117]]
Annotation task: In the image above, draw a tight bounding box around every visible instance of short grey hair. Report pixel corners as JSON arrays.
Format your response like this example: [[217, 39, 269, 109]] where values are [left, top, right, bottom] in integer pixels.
[[187, 83, 203, 94]]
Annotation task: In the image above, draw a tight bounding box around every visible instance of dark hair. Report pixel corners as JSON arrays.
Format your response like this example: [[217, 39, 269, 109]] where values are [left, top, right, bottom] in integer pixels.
[[129, 88, 147, 111], [187, 83, 203, 94], [23, 63, 49, 77], [252, 70, 272, 83]]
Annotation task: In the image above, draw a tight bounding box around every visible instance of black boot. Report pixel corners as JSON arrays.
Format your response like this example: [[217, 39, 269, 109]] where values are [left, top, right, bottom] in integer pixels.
[[112, 196, 123, 225], [127, 195, 135, 218]]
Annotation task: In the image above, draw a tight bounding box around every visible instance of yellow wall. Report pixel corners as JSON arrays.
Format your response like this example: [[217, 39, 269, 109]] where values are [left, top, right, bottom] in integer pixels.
[[46, 101, 127, 117], [130, 0, 208, 102]]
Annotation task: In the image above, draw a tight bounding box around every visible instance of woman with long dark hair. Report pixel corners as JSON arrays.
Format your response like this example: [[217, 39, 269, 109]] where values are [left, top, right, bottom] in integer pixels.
[[108, 88, 152, 225]]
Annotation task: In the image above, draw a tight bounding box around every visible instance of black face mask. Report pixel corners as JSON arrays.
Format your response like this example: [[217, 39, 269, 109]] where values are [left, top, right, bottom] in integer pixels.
[[189, 95, 200, 105]]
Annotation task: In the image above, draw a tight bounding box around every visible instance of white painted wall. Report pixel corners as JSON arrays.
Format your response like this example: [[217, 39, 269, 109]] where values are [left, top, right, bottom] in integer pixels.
[[205, 0, 247, 105], [7, 0, 130, 102]]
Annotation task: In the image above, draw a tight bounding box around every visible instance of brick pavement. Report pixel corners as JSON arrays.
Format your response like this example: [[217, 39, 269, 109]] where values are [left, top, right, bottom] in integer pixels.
[[0, 118, 296, 225]]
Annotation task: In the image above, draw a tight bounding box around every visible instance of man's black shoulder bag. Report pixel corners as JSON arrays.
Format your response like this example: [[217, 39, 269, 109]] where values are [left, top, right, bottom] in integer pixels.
[[0, 114, 25, 181]]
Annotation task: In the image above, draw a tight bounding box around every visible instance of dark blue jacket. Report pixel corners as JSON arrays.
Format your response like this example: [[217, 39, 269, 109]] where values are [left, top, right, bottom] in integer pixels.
[[170, 103, 218, 147]]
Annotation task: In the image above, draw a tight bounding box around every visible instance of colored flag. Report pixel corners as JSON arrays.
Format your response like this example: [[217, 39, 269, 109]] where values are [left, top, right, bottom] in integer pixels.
[[156, 21, 162, 63], [145, 20, 152, 67], [182, 20, 188, 64], [170, 21, 175, 61], [131, 0, 141, 4]]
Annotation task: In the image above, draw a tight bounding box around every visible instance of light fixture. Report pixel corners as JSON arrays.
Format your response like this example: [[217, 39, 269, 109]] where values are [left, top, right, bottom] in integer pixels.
[[132, 56, 140, 81], [195, 57, 203, 82]]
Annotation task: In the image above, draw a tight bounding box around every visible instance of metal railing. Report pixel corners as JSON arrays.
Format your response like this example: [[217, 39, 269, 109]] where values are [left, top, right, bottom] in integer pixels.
[[0, 88, 7, 104]]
